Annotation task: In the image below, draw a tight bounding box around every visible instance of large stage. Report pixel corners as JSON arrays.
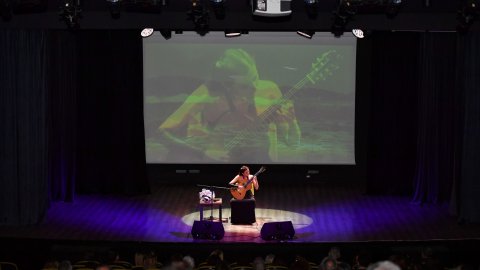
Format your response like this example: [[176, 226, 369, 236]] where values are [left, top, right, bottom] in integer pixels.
[[1, 182, 479, 243]]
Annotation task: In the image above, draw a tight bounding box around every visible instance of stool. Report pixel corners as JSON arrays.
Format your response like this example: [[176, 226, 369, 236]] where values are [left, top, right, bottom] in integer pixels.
[[230, 198, 256, 224]]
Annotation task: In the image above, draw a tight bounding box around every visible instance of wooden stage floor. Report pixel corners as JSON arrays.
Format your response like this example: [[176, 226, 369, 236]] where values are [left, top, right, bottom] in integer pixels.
[[1, 182, 479, 243]]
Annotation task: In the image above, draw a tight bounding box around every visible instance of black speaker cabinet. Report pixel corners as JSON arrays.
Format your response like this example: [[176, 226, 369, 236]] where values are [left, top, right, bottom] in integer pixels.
[[260, 221, 295, 240], [191, 220, 225, 240]]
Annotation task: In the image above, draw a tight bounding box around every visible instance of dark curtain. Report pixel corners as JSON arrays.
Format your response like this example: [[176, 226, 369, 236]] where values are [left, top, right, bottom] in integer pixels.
[[411, 32, 457, 204], [366, 32, 420, 195], [0, 30, 148, 225], [366, 31, 480, 222], [46, 31, 78, 202], [75, 30, 149, 194], [0, 30, 49, 225], [456, 32, 480, 223]]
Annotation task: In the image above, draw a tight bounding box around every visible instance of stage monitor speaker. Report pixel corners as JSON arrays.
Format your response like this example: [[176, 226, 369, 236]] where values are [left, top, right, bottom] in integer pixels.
[[191, 220, 225, 240], [260, 221, 295, 240]]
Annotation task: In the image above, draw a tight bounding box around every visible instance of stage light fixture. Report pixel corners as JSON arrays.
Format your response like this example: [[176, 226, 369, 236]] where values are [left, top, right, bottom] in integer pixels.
[[141, 28, 154, 37], [224, 30, 242, 37], [106, 0, 122, 19], [457, 0, 478, 33], [304, 0, 318, 18], [297, 30, 315, 39], [12, 0, 48, 13], [338, 0, 356, 17], [0, 0, 12, 21], [188, 0, 210, 36], [251, 0, 292, 17], [331, 0, 355, 38], [388, 0, 401, 5], [352, 29, 364, 38], [160, 29, 171, 39], [59, 0, 82, 30], [125, 0, 163, 13], [384, 0, 401, 17], [210, 0, 225, 19], [331, 15, 347, 37]]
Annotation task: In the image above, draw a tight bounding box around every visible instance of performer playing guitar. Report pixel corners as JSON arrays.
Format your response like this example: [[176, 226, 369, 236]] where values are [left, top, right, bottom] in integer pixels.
[[229, 166, 266, 200]]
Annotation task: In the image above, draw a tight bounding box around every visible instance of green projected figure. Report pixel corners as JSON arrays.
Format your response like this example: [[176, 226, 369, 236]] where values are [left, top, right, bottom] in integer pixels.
[[157, 48, 301, 163]]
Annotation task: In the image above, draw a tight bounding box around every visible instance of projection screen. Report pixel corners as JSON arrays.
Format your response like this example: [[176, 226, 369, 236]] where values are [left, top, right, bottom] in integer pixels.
[[143, 32, 356, 164]]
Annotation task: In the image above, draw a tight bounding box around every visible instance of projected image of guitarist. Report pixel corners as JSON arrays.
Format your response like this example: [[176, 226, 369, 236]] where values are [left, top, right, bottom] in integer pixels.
[[156, 48, 301, 163]]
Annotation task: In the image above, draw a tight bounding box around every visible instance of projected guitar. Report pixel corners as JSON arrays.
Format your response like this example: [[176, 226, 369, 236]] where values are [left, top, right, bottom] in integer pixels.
[[201, 50, 340, 162], [230, 166, 266, 200]]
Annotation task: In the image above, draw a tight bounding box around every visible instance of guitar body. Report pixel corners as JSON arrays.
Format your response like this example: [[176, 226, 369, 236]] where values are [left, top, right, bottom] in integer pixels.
[[230, 177, 254, 200], [202, 110, 270, 162]]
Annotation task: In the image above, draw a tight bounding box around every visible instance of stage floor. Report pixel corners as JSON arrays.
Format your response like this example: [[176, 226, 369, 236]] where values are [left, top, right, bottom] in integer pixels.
[[1, 182, 479, 243]]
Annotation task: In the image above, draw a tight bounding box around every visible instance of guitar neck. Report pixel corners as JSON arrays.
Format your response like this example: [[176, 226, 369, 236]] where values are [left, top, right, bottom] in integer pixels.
[[258, 77, 310, 122], [244, 169, 264, 186]]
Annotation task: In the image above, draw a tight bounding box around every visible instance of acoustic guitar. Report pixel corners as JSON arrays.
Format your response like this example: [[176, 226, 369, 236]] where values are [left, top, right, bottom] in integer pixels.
[[230, 166, 266, 200]]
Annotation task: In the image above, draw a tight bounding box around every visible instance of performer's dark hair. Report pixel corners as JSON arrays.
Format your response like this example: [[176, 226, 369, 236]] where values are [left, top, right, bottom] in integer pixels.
[[238, 166, 249, 176]]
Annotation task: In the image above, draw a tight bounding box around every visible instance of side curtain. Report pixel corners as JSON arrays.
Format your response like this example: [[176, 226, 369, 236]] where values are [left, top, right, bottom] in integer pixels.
[[0, 30, 49, 225], [456, 32, 480, 223], [411, 32, 457, 204]]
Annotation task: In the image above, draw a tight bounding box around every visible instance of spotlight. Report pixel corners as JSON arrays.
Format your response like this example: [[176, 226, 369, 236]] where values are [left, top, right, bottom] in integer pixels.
[[331, 0, 355, 38], [141, 28, 154, 38], [106, 0, 122, 19], [251, 0, 292, 17], [331, 13, 348, 37], [160, 29, 171, 39], [331, 16, 348, 37], [296, 30, 315, 39], [224, 30, 242, 37], [457, 0, 478, 33], [125, 0, 163, 13], [12, 0, 48, 13], [210, 0, 225, 19], [304, 0, 318, 18], [0, 0, 12, 21], [385, 0, 401, 17], [338, 0, 356, 17], [188, 0, 209, 36], [352, 28, 364, 38], [59, 0, 82, 29]]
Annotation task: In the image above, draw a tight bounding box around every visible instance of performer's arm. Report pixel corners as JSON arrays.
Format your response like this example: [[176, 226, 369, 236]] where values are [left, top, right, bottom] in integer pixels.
[[252, 175, 259, 190], [158, 86, 208, 131], [229, 175, 239, 186], [157, 85, 209, 152]]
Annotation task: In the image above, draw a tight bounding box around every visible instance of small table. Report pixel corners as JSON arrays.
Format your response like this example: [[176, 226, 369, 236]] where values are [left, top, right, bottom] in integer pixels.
[[199, 198, 224, 222]]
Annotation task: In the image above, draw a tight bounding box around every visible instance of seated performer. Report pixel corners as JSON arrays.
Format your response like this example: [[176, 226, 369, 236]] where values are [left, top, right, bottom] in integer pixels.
[[229, 165, 259, 224], [229, 165, 259, 199]]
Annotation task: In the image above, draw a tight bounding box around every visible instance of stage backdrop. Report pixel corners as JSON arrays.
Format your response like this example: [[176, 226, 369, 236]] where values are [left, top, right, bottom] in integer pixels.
[[143, 32, 357, 164]]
